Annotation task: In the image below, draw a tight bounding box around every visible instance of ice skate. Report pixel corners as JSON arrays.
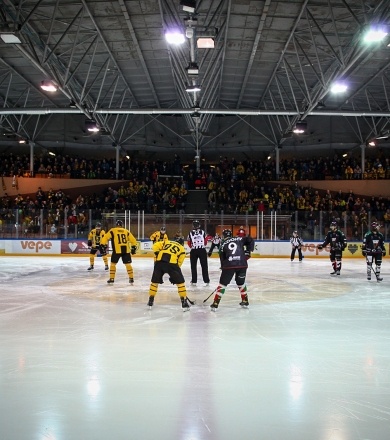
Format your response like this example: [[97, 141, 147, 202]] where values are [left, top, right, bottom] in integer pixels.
[[367, 275, 371, 281], [203, 283, 209, 287], [147, 296, 154, 309], [87, 265, 94, 271], [210, 301, 219, 311], [181, 297, 190, 312], [210, 295, 221, 311], [376, 274, 383, 282], [239, 294, 249, 308], [330, 271, 337, 276], [190, 282, 197, 287], [129, 278, 134, 285], [336, 270, 340, 276], [105, 265, 109, 270], [107, 278, 114, 284]]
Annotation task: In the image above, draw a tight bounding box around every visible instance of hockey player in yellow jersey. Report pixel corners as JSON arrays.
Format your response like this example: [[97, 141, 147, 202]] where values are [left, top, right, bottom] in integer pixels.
[[147, 237, 190, 311], [150, 226, 168, 243], [87, 222, 109, 271], [100, 220, 138, 284]]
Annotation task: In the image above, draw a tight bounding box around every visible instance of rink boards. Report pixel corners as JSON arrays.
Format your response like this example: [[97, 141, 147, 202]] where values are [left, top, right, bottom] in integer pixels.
[[0, 238, 388, 258]]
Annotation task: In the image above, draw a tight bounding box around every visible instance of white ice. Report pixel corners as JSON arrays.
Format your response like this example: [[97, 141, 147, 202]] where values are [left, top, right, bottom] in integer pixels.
[[1, 255, 390, 440]]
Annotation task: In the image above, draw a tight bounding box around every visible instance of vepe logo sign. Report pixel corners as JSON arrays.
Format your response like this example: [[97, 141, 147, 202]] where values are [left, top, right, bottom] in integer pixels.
[[20, 240, 52, 253]]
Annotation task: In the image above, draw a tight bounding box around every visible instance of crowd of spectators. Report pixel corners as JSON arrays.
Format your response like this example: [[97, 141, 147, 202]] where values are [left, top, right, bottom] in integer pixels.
[[1, 151, 390, 182], [0, 151, 390, 239]]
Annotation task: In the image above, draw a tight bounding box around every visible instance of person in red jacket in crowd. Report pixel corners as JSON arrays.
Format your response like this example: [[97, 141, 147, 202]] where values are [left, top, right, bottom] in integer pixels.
[[236, 226, 246, 237]]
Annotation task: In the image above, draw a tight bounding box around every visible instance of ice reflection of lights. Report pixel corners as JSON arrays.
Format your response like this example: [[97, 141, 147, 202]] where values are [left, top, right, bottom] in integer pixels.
[[18, 355, 26, 371], [289, 365, 303, 400], [87, 374, 101, 398], [40, 432, 57, 440]]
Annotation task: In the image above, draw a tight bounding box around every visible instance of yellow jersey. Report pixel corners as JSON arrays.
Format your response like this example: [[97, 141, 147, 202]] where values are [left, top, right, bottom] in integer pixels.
[[153, 240, 185, 267], [88, 228, 106, 247], [101, 227, 137, 254], [150, 230, 168, 243]]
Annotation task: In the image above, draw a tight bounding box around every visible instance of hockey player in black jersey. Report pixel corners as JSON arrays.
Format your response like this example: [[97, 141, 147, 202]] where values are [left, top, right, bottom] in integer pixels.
[[317, 221, 347, 276], [210, 229, 254, 310], [362, 221, 386, 281]]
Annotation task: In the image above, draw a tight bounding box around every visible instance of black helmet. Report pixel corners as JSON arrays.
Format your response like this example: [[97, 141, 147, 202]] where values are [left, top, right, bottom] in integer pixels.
[[160, 226, 166, 232], [330, 221, 337, 231], [116, 220, 123, 227], [193, 220, 200, 229], [293, 230, 298, 237], [95, 222, 102, 229], [222, 229, 232, 238], [172, 236, 184, 245]]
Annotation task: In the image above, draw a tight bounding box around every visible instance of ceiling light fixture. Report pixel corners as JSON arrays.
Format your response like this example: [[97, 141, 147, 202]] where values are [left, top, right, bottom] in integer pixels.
[[85, 119, 100, 132], [330, 82, 348, 93], [40, 80, 58, 92], [165, 30, 185, 45], [0, 23, 22, 43], [363, 26, 388, 43], [292, 120, 307, 134], [186, 63, 199, 75], [197, 28, 218, 49], [180, 0, 196, 13], [367, 140, 376, 147], [197, 37, 215, 49], [186, 84, 201, 92]]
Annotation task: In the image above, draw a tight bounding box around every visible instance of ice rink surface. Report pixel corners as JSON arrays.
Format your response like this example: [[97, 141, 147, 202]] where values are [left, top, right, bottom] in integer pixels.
[[1, 255, 390, 440]]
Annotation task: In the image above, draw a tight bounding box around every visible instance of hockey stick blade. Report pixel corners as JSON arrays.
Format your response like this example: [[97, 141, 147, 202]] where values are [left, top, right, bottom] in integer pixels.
[[186, 296, 196, 305]]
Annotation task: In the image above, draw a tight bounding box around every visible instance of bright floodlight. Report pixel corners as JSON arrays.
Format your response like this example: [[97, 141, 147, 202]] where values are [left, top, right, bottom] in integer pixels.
[[165, 31, 185, 45], [186, 84, 201, 92], [330, 82, 348, 93], [40, 80, 58, 92], [364, 27, 388, 43]]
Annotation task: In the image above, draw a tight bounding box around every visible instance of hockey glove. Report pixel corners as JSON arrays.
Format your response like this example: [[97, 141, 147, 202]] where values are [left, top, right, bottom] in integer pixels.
[[100, 245, 107, 256], [383, 248, 387, 256], [362, 250, 367, 257], [317, 245, 323, 250], [131, 246, 137, 255], [207, 252, 212, 257], [87, 239, 92, 247], [244, 250, 251, 259]]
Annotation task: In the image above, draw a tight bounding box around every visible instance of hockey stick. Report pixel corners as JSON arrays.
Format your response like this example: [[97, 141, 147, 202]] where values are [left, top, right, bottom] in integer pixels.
[[369, 263, 382, 281], [203, 288, 217, 304], [186, 295, 196, 305]]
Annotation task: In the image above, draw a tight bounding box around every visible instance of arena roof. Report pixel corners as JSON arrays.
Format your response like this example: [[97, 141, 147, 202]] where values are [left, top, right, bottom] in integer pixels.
[[0, 0, 389, 161]]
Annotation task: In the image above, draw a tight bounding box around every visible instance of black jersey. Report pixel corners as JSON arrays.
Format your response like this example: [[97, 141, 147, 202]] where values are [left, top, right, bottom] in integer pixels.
[[363, 231, 385, 254], [320, 229, 347, 251], [219, 236, 254, 269]]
